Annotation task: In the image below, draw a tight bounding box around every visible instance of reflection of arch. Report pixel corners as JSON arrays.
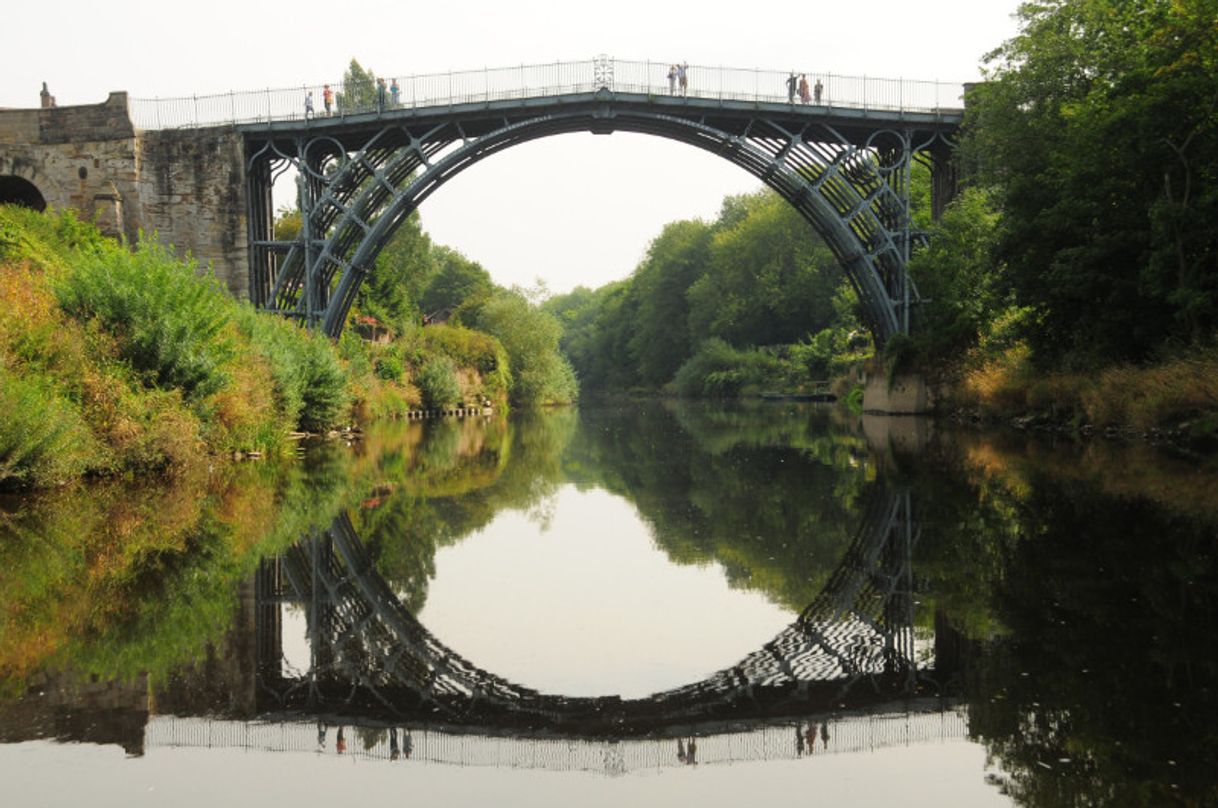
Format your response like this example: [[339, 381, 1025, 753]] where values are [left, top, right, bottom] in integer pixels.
[[256, 486, 939, 736], [245, 93, 958, 342], [0, 175, 47, 211]]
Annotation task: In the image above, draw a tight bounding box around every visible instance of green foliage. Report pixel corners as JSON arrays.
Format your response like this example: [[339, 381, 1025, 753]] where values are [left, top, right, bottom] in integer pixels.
[[337, 59, 379, 112], [0, 211, 358, 489], [416, 324, 511, 401], [544, 280, 637, 391], [908, 187, 1007, 363], [420, 246, 493, 316], [965, 0, 1218, 367], [687, 193, 842, 347], [545, 188, 866, 395], [469, 288, 577, 405], [0, 367, 94, 488], [416, 356, 462, 409], [375, 352, 404, 381], [272, 206, 301, 242], [674, 338, 782, 397], [297, 336, 349, 431], [357, 211, 434, 334], [53, 240, 235, 402], [628, 219, 712, 385], [231, 305, 349, 433]]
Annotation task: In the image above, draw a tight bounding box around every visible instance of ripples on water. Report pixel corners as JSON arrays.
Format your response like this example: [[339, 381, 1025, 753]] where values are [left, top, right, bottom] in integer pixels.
[[1, 402, 1215, 806]]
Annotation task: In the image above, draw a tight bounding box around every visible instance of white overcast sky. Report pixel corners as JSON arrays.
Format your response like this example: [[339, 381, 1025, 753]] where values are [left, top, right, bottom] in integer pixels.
[[3, 1, 1022, 295]]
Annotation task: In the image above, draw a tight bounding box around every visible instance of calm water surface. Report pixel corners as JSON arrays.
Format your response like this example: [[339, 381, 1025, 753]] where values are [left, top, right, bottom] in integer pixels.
[[2, 402, 1215, 806]]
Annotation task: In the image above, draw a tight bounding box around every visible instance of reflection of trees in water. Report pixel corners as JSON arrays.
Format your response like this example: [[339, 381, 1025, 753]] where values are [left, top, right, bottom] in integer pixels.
[[566, 403, 873, 612], [911, 436, 1218, 806], [361, 403, 874, 615], [360, 409, 578, 611], [0, 458, 361, 692]]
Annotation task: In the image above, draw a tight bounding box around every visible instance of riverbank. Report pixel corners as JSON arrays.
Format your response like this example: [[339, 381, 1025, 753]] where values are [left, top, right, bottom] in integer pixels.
[[0, 207, 515, 490], [928, 347, 1218, 451]]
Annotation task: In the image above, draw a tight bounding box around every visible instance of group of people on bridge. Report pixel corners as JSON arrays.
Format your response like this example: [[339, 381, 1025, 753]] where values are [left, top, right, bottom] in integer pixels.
[[666, 63, 690, 96], [795, 720, 831, 756], [305, 78, 403, 119], [786, 72, 824, 105], [317, 723, 413, 759]]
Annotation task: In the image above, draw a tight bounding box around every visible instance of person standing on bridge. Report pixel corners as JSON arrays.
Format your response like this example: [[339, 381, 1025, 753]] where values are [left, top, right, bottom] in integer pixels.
[[323, 84, 334, 115], [678, 62, 689, 96], [799, 74, 811, 104], [305, 91, 315, 119], [390, 78, 401, 107], [667, 65, 677, 95], [813, 77, 823, 104], [376, 78, 387, 112], [786, 72, 798, 102]]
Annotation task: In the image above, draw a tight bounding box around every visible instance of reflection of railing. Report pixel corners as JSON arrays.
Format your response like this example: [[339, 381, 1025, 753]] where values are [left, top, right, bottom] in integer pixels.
[[146, 705, 966, 774], [129, 58, 965, 130]]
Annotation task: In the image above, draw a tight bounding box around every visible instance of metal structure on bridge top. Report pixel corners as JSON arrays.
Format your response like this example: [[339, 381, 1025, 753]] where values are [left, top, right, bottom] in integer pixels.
[[254, 487, 940, 736], [220, 57, 962, 343]]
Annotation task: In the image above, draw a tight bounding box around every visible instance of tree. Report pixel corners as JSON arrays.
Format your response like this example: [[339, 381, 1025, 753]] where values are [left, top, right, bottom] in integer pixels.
[[965, 0, 1218, 367], [908, 187, 1008, 361], [420, 246, 493, 316], [687, 191, 842, 347], [628, 219, 712, 386], [337, 59, 378, 113], [354, 211, 434, 333], [469, 288, 577, 405]]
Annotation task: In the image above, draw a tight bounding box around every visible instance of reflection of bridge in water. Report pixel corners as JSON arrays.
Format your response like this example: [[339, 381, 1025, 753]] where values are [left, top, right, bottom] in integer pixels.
[[147, 701, 966, 775], [255, 487, 961, 737]]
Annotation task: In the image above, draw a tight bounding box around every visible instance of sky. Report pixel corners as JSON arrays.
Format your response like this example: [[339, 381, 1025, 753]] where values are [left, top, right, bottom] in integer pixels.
[[3, 0, 1023, 295]]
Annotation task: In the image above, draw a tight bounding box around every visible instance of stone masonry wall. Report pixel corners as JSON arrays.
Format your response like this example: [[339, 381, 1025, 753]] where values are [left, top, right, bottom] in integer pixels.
[[0, 93, 250, 298], [135, 127, 249, 297]]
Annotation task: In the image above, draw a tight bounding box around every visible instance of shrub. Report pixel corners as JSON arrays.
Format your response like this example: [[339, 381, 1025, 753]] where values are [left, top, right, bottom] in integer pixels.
[[419, 324, 511, 400], [0, 367, 96, 488], [416, 357, 461, 409], [375, 353, 404, 382], [298, 337, 349, 431], [232, 305, 349, 434], [53, 240, 234, 402], [675, 339, 781, 397]]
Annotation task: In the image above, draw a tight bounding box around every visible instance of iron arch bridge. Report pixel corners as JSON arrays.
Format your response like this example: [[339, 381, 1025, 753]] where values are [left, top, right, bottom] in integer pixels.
[[253, 487, 957, 737], [230, 58, 962, 343]]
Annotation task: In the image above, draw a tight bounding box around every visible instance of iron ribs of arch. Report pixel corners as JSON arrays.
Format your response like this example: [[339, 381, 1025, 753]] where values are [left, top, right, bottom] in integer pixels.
[[249, 102, 945, 342]]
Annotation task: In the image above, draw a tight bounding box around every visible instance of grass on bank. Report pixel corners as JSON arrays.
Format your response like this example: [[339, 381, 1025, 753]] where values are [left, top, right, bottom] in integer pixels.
[[947, 343, 1218, 435], [0, 206, 547, 490], [0, 206, 350, 489]]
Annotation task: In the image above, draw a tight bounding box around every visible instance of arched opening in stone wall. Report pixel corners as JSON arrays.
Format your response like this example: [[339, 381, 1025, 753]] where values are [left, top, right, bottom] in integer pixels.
[[0, 176, 47, 211]]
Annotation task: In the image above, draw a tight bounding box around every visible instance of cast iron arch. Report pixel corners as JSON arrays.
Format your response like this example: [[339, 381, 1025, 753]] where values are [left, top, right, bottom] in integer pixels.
[[251, 96, 947, 341]]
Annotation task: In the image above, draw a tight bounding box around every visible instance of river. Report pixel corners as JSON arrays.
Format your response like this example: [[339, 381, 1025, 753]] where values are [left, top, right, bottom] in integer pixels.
[[1, 401, 1214, 806]]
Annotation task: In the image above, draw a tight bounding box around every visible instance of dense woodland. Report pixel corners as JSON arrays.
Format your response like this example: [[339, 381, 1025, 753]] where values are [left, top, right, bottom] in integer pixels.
[[948, 0, 1218, 367], [541, 0, 1218, 427]]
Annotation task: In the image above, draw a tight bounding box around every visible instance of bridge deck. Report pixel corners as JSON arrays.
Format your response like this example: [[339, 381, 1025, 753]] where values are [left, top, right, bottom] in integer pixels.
[[233, 90, 962, 150], [129, 57, 964, 140], [147, 702, 967, 774]]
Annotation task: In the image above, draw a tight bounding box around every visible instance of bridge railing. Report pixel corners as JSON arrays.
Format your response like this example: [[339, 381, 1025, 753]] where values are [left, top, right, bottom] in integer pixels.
[[128, 58, 965, 130]]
